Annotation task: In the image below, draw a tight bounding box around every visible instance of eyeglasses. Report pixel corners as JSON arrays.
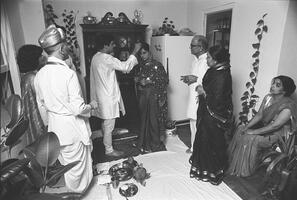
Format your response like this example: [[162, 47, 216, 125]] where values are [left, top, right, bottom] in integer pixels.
[[190, 44, 201, 48]]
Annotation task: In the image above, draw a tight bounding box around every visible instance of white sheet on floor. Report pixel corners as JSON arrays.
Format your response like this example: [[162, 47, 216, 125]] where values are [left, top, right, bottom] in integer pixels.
[[83, 135, 242, 200]]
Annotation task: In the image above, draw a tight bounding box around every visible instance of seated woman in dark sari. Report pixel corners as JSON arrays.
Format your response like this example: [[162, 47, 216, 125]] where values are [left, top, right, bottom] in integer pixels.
[[189, 46, 233, 185], [134, 42, 168, 153], [228, 75, 297, 177], [17, 45, 47, 145]]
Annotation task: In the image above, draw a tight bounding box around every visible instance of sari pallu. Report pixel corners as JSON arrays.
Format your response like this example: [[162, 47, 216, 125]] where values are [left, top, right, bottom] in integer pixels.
[[189, 95, 228, 184], [227, 96, 297, 177], [21, 72, 46, 145]]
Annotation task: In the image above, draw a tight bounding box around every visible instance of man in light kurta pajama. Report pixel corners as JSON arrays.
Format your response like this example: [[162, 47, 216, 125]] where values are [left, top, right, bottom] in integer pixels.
[[90, 34, 141, 157], [35, 25, 98, 193], [181, 35, 208, 153]]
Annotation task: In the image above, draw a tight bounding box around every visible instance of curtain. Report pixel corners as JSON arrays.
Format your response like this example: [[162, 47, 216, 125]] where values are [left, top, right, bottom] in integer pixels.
[[1, 0, 21, 96]]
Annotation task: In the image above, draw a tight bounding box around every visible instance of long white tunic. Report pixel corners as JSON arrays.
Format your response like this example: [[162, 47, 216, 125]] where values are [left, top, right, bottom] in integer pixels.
[[34, 56, 92, 146], [90, 52, 138, 119], [34, 56, 93, 192], [186, 53, 208, 120]]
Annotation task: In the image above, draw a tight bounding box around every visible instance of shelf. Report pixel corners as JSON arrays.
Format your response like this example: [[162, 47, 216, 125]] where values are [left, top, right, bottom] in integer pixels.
[[80, 24, 148, 33]]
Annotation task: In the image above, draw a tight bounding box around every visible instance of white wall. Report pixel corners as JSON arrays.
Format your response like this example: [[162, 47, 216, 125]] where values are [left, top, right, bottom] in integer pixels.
[[278, 0, 297, 101], [7, 0, 45, 50], [18, 0, 45, 46], [188, 0, 291, 122], [5, 0, 25, 51]]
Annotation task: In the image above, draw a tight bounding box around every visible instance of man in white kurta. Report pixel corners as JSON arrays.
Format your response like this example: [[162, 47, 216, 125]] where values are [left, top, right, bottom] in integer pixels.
[[181, 35, 208, 153], [90, 34, 141, 157], [35, 25, 98, 193]]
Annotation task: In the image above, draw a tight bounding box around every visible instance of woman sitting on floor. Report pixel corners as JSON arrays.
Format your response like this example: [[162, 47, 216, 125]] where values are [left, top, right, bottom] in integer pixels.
[[228, 75, 297, 177], [134, 42, 168, 153]]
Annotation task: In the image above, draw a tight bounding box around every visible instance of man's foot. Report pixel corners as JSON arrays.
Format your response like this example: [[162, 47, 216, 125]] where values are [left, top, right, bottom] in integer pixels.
[[186, 148, 192, 154], [142, 149, 152, 154], [106, 150, 124, 157]]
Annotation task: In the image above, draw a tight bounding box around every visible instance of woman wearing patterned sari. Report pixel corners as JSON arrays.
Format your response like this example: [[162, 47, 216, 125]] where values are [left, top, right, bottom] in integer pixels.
[[134, 42, 168, 153], [17, 45, 47, 145], [228, 75, 297, 177], [189, 46, 233, 185]]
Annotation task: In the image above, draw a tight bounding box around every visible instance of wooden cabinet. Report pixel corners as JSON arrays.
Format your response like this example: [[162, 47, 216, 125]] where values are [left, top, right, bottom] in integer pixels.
[[80, 23, 148, 130]]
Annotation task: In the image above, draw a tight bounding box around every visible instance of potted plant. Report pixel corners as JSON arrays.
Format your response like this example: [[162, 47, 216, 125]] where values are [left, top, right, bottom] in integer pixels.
[[154, 17, 179, 36], [1, 132, 81, 200], [261, 124, 297, 199]]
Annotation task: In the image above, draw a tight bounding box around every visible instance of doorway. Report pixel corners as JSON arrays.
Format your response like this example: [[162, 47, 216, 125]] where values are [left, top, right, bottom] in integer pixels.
[[206, 9, 232, 50]]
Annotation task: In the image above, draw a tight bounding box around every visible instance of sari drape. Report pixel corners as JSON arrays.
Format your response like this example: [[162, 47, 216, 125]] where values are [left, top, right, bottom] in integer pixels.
[[21, 72, 46, 144], [135, 58, 168, 152], [189, 65, 233, 184], [227, 95, 297, 177]]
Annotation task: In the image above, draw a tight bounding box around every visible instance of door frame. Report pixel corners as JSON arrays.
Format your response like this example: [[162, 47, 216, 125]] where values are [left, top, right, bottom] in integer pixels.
[[202, 2, 235, 49]]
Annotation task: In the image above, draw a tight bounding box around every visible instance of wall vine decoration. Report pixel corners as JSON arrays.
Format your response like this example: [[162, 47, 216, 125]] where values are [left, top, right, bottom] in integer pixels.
[[61, 9, 81, 72], [239, 13, 268, 125], [43, 4, 81, 72]]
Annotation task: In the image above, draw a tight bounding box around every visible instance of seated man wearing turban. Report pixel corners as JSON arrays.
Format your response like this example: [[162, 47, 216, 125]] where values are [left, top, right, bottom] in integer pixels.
[[34, 25, 98, 192]]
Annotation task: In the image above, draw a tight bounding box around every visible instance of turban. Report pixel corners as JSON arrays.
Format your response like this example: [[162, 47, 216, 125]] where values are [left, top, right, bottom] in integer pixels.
[[38, 24, 65, 49]]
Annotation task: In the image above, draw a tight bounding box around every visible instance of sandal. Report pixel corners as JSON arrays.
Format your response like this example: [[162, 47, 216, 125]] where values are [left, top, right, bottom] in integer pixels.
[[209, 173, 224, 185]]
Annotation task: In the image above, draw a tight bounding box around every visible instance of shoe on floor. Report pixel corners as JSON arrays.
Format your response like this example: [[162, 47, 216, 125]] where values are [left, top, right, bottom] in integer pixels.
[[106, 150, 124, 157], [186, 148, 192, 154]]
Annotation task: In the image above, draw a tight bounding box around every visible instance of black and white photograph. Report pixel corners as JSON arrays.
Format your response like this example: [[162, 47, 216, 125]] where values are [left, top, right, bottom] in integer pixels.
[[1, 0, 296, 200]]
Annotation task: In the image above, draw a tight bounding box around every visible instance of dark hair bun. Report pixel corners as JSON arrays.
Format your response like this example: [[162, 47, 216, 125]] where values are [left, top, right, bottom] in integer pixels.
[[17, 45, 43, 73]]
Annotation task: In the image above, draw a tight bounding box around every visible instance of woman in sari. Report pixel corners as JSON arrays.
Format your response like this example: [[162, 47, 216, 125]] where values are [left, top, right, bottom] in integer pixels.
[[189, 45, 233, 185], [134, 42, 168, 153], [228, 75, 297, 177], [17, 44, 47, 145]]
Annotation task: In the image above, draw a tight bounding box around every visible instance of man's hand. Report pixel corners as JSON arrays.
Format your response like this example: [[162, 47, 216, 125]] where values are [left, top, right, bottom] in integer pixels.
[[140, 77, 152, 86], [195, 85, 205, 96], [132, 42, 142, 55], [89, 100, 98, 110], [180, 75, 197, 85]]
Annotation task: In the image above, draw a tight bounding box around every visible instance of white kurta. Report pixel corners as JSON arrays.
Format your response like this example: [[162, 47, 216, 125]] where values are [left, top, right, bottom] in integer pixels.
[[34, 56, 93, 192], [90, 52, 138, 119], [34, 56, 93, 146], [186, 53, 208, 120]]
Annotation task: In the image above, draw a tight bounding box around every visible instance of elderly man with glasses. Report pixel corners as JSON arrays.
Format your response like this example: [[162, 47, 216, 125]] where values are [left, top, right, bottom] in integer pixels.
[[180, 35, 208, 154]]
